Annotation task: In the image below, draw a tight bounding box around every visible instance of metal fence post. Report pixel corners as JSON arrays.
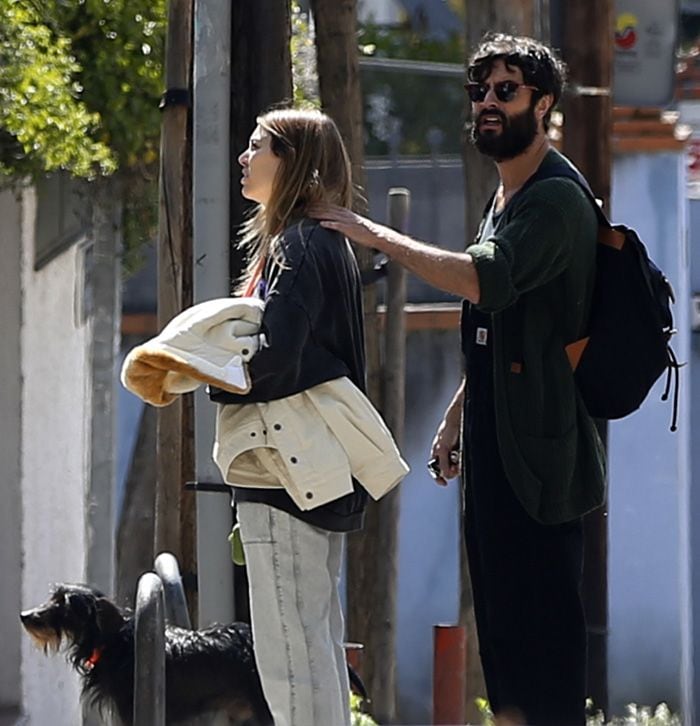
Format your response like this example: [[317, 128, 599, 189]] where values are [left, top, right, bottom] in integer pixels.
[[155, 551, 192, 629], [134, 572, 166, 726], [432, 624, 467, 725]]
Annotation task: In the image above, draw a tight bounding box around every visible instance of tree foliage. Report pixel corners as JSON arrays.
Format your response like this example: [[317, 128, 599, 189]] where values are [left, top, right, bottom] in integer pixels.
[[291, 2, 319, 105], [0, 0, 116, 177], [46, 0, 166, 171], [358, 21, 465, 156], [0, 0, 166, 179]]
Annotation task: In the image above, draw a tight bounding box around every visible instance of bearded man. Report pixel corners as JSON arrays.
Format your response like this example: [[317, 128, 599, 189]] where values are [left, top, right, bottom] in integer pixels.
[[312, 33, 606, 726]]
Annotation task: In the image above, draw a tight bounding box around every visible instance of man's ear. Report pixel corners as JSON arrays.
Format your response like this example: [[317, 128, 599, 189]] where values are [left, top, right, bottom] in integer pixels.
[[536, 93, 554, 121]]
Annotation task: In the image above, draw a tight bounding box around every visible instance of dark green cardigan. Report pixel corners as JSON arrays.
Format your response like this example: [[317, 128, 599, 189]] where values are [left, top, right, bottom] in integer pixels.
[[466, 149, 607, 524]]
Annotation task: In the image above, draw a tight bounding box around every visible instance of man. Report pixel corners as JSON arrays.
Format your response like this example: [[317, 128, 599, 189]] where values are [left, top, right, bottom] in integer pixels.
[[313, 33, 606, 726]]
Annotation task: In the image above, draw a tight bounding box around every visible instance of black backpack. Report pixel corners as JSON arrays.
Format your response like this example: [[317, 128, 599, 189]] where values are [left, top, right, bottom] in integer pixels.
[[529, 159, 681, 430]]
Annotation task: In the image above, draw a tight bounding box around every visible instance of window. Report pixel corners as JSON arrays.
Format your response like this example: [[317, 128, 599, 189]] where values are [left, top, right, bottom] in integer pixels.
[[34, 172, 89, 270]]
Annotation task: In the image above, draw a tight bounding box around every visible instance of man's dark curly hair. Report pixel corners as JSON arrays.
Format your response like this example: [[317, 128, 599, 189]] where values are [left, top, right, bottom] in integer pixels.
[[467, 33, 567, 131]]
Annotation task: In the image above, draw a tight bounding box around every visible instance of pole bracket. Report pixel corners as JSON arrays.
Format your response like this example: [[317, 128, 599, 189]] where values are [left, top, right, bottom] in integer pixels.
[[159, 87, 191, 110]]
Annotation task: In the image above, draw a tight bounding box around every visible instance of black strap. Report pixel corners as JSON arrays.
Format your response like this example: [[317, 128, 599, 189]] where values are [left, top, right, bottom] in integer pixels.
[[159, 87, 191, 111]]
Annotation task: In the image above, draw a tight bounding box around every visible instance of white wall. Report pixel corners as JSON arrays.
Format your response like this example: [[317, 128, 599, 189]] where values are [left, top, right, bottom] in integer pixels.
[[19, 187, 90, 726], [607, 152, 692, 718]]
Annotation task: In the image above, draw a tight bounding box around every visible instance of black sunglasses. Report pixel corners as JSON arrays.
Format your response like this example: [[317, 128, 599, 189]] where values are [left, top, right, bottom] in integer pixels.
[[464, 80, 539, 103]]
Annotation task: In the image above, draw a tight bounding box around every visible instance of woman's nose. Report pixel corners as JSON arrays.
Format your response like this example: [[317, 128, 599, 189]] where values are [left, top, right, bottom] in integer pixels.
[[238, 150, 248, 167]]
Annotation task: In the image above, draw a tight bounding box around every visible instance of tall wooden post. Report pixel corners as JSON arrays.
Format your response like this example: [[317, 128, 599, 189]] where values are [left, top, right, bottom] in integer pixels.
[[230, 1, 292, 285], [229, 0, 293, 621], [311, 0, 398, 719], [558, 0, 613, 713], [155, 0, 194, 584]]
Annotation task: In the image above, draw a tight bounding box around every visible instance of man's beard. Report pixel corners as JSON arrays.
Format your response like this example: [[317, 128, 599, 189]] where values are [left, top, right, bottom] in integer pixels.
[[470, 103, 538, 162]]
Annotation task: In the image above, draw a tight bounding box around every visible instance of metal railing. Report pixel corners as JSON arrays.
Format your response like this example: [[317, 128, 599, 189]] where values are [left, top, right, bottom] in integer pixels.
[[133, 553, 222, 726], [133, 572, 166, 726]]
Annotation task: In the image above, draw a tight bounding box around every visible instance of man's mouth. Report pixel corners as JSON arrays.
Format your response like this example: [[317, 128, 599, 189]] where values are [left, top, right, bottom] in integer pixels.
[[477, 110, 505, 131], [479, 114, 504, 131]]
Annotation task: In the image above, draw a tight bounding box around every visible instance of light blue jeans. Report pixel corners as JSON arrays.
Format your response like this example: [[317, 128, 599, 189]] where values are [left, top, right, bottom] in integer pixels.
[[236, 502, 351, 726]]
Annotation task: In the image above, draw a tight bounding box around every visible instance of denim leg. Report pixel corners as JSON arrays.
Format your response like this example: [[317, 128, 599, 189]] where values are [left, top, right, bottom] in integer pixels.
[[327, 533, 351, 725], [237, 502, 350, 726]]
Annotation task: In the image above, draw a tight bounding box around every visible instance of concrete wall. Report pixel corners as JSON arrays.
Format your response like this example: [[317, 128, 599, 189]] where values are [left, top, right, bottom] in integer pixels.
[[606, 152, 692, 718], [688, 197, 700, 722], [395, 329, 463, 722], [18, 188, 90, 726]]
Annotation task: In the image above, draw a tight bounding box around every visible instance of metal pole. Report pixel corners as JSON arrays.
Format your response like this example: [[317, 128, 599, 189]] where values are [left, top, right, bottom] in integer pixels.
[[87, 178, 120, 597], [192, 0, 235, 628], [134, 572, 166, 726], [154, 552, 192, 629], [432, 624, 467, 725]]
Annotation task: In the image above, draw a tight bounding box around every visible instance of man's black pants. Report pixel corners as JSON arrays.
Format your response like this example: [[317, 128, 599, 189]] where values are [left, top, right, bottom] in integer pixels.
[[463, 439, 587, 726]]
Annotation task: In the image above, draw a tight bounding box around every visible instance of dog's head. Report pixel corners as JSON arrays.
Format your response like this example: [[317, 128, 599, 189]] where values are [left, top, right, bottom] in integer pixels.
[[20, 584, 127, 667]]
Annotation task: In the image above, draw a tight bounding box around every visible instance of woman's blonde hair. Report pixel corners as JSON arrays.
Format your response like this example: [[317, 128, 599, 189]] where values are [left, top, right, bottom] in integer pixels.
[[236, 108, 353, 293]]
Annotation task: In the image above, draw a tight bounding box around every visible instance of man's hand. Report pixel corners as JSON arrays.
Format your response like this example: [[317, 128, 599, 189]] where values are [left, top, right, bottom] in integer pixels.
[[429, 415, 462, 487], [428, 381, 465, 486], [309, 204, 481, 304], [308, 203, 389, 249]]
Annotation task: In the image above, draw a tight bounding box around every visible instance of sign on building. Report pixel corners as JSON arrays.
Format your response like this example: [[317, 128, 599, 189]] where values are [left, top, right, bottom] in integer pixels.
[[613, 0, 680, 107]]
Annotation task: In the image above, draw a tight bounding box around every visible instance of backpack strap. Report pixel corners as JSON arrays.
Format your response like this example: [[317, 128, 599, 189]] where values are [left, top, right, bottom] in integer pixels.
[[522, 156, 629, 370]]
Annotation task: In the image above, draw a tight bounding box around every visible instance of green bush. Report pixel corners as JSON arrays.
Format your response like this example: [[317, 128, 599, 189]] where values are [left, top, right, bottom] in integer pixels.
[[586, 701, 682, 726], [350, 693, 378, 726], [475, 698, 682, 726]]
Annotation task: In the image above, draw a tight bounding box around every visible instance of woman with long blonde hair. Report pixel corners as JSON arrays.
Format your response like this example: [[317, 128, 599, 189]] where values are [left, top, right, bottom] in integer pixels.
[[210, 108, 367, 726]]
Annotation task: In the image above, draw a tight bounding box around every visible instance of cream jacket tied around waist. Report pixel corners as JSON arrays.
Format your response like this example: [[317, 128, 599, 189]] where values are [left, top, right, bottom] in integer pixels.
[[214, 376, 410, 511]]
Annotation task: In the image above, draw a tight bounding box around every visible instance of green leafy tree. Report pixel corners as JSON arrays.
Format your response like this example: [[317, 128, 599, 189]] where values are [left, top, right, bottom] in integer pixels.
[[357, 21, 466, 156], [291, 2, 320, 105], [0, 0, 167, 266], [0, 0, 116, 177]]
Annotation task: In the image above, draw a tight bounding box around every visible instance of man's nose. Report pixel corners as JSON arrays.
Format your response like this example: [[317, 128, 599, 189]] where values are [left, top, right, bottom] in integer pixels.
[[482, 85, 500, 104]]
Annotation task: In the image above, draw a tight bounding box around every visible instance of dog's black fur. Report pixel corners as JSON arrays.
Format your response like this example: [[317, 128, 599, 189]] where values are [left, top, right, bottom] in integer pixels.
[[20, 584, 273, 725]]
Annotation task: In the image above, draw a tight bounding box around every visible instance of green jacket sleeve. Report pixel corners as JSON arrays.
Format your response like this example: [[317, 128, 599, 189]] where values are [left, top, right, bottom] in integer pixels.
[[468, 178, 593, 312]]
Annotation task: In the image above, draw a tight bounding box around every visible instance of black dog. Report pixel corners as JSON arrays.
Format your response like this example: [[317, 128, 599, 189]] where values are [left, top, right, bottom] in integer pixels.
[[20, 584, 272, 725]]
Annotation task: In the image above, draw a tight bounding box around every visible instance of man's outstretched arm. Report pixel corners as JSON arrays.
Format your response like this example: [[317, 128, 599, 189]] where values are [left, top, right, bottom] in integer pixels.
[[310, 205, 481, 304]]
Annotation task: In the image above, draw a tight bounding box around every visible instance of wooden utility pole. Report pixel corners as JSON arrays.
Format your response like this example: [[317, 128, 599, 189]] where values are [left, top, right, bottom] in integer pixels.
[[155, 0, 194, 588], [310, 0, 380, 400], [311, 0, 399, 720], [229, 0, 292, 620], [230, 1, 292, 284], [558, 0, 613, 713]]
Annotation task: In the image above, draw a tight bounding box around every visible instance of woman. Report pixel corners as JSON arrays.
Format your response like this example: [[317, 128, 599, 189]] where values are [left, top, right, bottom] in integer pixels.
[[209, 108, 368, 726]]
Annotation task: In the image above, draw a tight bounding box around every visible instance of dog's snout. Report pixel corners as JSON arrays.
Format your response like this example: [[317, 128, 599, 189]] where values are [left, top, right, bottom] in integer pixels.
[[20, 608, 40, 626]]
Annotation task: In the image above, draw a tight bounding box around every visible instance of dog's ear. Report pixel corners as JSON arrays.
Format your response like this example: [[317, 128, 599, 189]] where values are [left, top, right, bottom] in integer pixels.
[[95, 597, 125, 636]]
